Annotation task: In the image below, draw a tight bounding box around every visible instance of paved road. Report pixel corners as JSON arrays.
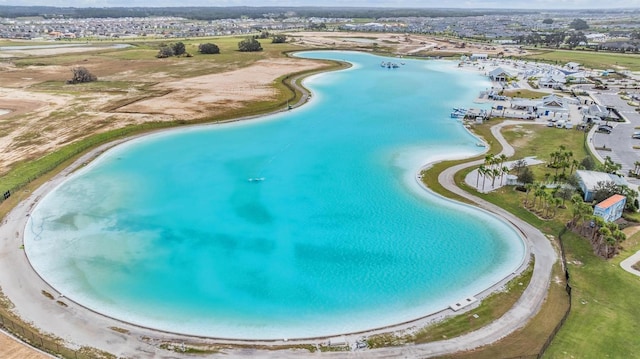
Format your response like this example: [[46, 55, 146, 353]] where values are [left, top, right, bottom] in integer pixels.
[[620, 251, 640, 277]]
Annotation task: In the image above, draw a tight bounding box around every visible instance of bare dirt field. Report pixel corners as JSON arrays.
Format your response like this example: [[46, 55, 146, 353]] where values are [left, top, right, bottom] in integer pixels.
[[120, 57, 322, 119], [0, 332, 49, 359], [0, 44, 327, 174], [289, 31, 520, 57]]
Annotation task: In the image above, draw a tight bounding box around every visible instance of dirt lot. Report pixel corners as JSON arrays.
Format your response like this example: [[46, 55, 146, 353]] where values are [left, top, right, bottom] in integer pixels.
[[0, 332, 49, 359], [0, 46, 326, 174]]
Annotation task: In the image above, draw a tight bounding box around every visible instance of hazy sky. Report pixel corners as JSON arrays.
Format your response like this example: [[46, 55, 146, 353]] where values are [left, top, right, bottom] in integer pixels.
[[2, 0, 639, 9]]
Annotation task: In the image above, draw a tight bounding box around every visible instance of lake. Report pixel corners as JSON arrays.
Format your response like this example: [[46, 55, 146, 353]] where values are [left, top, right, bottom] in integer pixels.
[[24, 51, 525, 339]]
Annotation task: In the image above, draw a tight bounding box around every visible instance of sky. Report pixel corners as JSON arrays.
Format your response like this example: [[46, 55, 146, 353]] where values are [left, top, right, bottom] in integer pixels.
[[2, 0, 639, 9]]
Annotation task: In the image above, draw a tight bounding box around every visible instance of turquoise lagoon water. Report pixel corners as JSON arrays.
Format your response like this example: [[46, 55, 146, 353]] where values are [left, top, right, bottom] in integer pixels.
[[24, 51, 525, 339]]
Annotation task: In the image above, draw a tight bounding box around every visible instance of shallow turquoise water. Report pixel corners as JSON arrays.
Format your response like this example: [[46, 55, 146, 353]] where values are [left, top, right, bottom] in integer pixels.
[[25, 51, 524, 339]]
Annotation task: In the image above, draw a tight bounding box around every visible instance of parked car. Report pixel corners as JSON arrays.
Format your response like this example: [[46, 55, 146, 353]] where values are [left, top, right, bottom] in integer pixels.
[[632, 131, 640, 139], [598, 124, 613, 134]]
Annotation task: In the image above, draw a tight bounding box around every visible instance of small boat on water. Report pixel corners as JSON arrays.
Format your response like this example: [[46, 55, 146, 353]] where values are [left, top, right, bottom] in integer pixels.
[[380, 61, 400, 69], [450, 108, 467, 118], [248, 177, 265, 182]]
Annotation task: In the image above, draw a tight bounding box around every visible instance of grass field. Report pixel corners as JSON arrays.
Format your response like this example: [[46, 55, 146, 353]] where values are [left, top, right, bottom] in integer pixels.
[[519, 49, 640, 72], [544, 231, 640, 359]]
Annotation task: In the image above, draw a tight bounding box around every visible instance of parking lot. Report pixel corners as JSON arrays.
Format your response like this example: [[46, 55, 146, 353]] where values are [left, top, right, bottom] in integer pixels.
[[590, 88, 640, 185]]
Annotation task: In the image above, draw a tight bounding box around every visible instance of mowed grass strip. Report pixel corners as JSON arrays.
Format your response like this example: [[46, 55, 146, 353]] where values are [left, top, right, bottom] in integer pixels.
[[503, 89, 549, 99], [520, 49, 640, 72]]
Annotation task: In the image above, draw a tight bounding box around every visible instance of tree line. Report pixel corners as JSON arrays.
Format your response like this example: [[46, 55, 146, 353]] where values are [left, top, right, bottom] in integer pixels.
[[156, 34, 286, 58]]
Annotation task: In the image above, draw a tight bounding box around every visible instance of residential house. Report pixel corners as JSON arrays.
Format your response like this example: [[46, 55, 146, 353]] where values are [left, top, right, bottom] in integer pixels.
[[566, 71, 589, 84], [537, 94, 570, 116], [593, 194, 626, 222], [538, 74, 566, 89], [488, 67, 512, 82], [582, 104, 611, 121]]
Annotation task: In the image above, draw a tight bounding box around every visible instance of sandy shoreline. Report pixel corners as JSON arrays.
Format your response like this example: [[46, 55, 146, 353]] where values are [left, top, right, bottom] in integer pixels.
[[0, 134, 530, 355], [0, 52, 551, 358]]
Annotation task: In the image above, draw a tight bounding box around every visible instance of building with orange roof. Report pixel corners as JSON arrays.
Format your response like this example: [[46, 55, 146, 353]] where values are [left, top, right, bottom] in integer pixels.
[[593, 194, 626, 222]]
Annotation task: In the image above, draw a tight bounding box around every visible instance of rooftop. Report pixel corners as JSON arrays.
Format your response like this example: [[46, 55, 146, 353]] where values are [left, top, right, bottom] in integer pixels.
[[596, 194, 626, 209]]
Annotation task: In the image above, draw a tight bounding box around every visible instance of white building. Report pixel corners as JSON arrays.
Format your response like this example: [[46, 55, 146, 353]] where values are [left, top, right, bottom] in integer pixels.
[[575, 170, 628, 202], [470, 53, 488, 61], [488, 67, 513, 82]]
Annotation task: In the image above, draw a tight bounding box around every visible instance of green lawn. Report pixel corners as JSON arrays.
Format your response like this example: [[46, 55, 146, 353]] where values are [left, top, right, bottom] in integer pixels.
[[544, 232, 640, 359], [502, 89, 549, 99], [519, 49, 640, 72]]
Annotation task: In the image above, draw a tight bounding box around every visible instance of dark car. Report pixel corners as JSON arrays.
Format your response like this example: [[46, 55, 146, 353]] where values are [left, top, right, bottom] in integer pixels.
[[598, 125, 613, 134]]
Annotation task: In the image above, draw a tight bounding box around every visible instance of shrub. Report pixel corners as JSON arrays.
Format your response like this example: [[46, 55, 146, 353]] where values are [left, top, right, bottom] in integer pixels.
[[238, 38, 262, 52], [198, 43, 220, 54]]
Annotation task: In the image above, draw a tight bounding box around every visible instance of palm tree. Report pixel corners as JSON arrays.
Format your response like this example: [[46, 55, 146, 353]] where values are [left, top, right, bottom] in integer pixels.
[[549, 151, 558, 168], [499, 154, 508, 168], [597, 226, 612, 257], [604, 236, 616, 258], [591, 216, 606, 243], [569, 159, 580, 175], [613, 229, 626, 255], [540, 191, 551, 214], [570, 194, 583, 227], [481, 166, 489, 190], [552, 197, 563, 218], [491, 168, 501, 188], [524, 183, 534, 206], [476, 165, 485, 188], [533, 184, 546, 210], [485, 153, 495, 168], [501, 166, 510, 185]]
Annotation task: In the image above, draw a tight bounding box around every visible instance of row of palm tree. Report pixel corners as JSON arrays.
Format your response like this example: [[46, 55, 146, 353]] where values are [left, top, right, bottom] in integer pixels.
[[523, 183, 564, 219], [601, 155, 623, 174], [569, 194, 626, 259], [476, 153, 510, 190], [548, 145, 579, 179]]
